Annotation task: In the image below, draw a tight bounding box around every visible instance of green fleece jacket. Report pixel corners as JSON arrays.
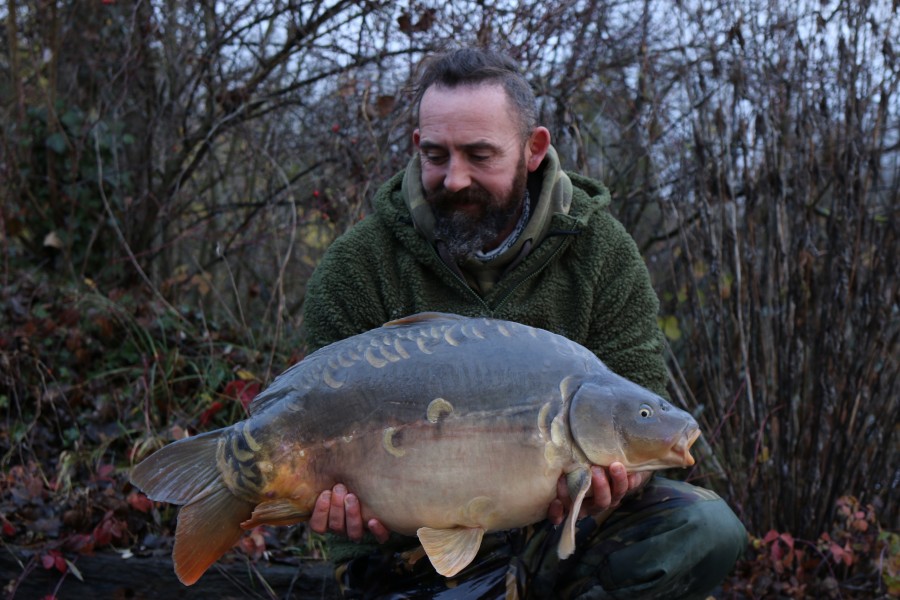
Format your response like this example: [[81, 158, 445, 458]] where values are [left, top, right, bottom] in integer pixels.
[[303, 148, 668, 397], [302, 148, 668, 563]]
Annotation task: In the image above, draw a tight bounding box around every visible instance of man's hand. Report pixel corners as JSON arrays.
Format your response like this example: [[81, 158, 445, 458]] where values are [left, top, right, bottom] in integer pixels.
[[308, 484, 391, 543], [547, 462, 651, 526]]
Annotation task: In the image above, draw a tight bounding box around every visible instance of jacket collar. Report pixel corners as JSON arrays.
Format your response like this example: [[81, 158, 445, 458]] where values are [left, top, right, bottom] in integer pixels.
[[401, 146, 574, 294]]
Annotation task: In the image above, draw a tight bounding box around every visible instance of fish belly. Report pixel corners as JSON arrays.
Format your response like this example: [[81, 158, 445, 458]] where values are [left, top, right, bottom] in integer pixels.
[[320, 418, 571, 536]]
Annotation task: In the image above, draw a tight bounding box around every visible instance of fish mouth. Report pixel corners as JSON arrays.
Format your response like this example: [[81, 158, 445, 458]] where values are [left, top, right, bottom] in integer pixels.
[[672, 427, 701, 467]]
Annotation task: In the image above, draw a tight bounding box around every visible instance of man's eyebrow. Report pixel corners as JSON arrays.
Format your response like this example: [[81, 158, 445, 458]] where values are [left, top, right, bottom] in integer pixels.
[[418, 140, 502, 153], [417, 140, 445, 152], [460, 141, 502, 153]]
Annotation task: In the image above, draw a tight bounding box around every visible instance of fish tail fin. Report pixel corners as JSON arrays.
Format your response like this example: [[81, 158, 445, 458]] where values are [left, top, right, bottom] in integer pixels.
[[173, 485, 254, 585], [130, 430, 254, 585]]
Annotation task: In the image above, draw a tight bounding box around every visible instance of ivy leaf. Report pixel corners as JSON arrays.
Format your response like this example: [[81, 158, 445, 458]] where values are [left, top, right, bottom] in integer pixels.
[[45, 132, 68, 154]]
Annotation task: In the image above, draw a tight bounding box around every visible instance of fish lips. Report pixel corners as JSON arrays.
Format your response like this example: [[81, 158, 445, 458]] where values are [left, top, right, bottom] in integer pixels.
[[673, 425, 702, 467]]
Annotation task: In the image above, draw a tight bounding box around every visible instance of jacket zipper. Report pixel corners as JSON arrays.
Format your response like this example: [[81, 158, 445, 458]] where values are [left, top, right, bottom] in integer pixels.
[[427, 244, 494, 314], [427, 234, 574, 316], [493, 236, 571, 313]]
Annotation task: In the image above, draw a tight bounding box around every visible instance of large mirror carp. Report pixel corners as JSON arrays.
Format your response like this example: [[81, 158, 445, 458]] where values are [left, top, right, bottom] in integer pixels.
[[131, 312, 700, 585]]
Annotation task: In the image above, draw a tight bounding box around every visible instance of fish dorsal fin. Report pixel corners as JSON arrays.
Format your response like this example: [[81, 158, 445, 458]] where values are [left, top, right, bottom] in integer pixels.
[[417, 526, 485, 578], [384, 312, 466, 327], [558, 467, 592, 559], [242, 499, 310, 528]]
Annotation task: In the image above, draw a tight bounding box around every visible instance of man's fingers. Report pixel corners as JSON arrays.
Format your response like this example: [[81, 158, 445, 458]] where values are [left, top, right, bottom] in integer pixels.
[[309, 485, 394, 544], [309, 491, 331, 534], [556, 474, 570, 504], [590, 466, 612, 513], [368, 518, 391, 544], [344, 493, 363, 541], [607, 462, 629, 506], [328, 484, 347, 532], [548, 498, 565, 526]]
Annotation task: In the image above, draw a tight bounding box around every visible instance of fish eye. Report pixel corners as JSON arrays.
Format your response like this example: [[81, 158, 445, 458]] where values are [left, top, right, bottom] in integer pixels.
[[639, 405, 653, 418]]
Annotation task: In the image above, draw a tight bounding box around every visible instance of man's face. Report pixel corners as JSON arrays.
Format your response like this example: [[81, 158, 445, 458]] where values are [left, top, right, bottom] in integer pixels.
[[413, 84, 549, 258]]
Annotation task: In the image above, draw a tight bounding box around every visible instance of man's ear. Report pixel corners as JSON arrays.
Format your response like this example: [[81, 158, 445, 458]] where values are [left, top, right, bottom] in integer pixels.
[[412, 128, 421, 149], [526, 127, 551, 172]]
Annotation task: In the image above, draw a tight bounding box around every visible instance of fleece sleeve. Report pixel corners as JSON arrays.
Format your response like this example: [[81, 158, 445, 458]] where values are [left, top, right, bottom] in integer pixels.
[[301, 220, 393, 353], [585, 218, 669, 399]]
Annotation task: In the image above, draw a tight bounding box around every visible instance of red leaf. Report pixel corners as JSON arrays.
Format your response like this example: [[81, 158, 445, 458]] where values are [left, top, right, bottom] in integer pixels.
[[127, 491, 154, 513], [771, 541, 784, 562], [779, 532, 794, 549], [239, 526, 267, 560], [224, 380, 261, 411], [2, 520, 14, 536], [41, 550, 66, 573], [239, 382, 260, 410], [65, 533, 95, 554], [92, 464, 115, 483], [763, 529, 780, 544], [199, 401, 224, 426], [91, 512, 127, 547]]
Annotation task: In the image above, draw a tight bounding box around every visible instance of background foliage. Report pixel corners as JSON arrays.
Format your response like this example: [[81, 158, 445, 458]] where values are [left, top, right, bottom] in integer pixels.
[[1, 0, 897, 597]]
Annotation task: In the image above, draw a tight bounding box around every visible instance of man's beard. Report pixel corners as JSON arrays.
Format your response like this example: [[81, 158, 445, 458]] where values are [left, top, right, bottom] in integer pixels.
[[427, 162, 528, 262]]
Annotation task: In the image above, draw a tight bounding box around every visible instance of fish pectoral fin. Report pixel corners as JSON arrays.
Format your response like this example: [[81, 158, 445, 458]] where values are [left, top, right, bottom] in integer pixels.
[[416, 526, 484, 578], [242, 499, 310, 528], [558, 467, 592, 560]]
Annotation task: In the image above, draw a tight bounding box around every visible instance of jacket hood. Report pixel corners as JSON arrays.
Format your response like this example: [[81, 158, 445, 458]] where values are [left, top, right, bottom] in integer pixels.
[[400, 145, 575, 293]]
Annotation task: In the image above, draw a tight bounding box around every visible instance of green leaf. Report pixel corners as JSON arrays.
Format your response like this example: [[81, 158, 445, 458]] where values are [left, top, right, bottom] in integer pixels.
[[45, 132, 68, 154], [60, 109, 83, 131], [658, 315, 682, 341], [65, 559, 84, 582]]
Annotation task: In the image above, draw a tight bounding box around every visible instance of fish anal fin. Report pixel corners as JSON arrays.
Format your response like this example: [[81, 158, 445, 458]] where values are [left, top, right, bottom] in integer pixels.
[[173, 486, 255, 586], [558, 467, 592, 559], [242, 499, 310, 528], [417, 526, 484, 578]]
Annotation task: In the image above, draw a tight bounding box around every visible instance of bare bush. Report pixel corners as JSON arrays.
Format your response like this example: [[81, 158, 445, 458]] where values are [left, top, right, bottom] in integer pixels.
[[1, 0, 897, 585]]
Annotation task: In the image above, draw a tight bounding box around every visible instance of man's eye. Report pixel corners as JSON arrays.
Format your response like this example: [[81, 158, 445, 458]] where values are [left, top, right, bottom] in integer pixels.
[[470, 154, 490, 162], [422, 153, 447, 164]]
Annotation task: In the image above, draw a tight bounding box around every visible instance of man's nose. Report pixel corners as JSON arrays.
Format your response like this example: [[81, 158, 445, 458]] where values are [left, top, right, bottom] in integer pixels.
[[443, 157, 471, 192]]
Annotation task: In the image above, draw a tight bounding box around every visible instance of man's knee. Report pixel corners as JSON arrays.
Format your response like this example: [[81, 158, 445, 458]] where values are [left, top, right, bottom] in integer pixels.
[[592, 481, 747, 599], [672, 494, 748, 597]]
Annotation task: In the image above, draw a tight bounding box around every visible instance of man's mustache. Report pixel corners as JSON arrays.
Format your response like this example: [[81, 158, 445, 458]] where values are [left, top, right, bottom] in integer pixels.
[[427, 185, 494, 211]]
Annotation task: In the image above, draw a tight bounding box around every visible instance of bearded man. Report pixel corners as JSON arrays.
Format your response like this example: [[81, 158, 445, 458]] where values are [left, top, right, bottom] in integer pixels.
[[302, 47, 746, 599]]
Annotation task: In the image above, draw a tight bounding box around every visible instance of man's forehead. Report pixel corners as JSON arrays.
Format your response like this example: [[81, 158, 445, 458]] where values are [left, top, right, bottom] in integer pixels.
[[417, 84, 520, 146], [419, 83, 512, 118]]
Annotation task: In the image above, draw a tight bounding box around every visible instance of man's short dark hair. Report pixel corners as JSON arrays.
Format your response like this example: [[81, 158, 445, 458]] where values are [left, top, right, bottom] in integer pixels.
[[413, 48, 537, 139]]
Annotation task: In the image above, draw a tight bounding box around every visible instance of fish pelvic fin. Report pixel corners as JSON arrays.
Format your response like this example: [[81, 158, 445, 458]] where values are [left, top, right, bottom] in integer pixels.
[[558, 467, 592, 560], [130, 429, 254, 585], [174, 485, 254, 585], [242, 499, 310, 528], [417, 526, 484, 578]]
